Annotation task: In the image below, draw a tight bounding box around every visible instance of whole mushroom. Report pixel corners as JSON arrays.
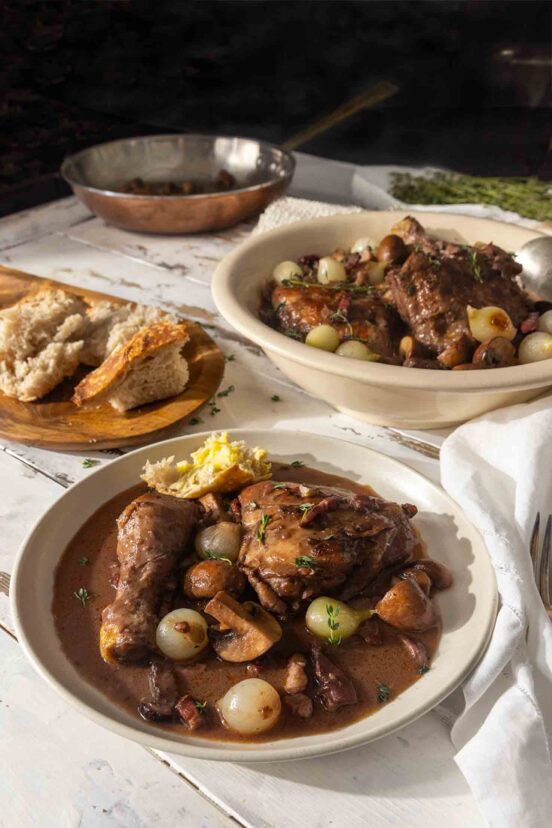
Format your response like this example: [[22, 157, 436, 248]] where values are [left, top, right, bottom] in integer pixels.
[[184, 560, 246, 600]]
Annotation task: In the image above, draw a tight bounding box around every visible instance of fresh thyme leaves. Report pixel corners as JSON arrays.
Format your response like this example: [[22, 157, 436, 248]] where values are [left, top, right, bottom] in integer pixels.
[[282, 277, 374, 296], [418, 664, 430, 675], [468, 249, 484, 282], [82, 459, 99, 468], [189, 416, 203, 425], [376, 681, 391, 703], [207, 400, 221, 416], [272, 482, 287, 490], [389, 170, 552, 223], [271, 394, 281, 402], [330, 310, 353, 336], [78, 556, 90, 566], [217, 385, 235, 398], [194, 699, 208, 713], [74, 587, 93, 606], [256, 513, 272, 543], [297, 502, 315, 514], [204, 551, 233, 564], [284, 329, 303, 341], [289, 460, 304, 469], [326, 603, 341, 646], [225, 354, 235, 362], [296, 555, 316, 569]]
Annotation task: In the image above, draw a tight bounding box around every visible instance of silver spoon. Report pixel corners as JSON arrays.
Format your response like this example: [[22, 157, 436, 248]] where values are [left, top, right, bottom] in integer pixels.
[[516, 237, 552, 302]]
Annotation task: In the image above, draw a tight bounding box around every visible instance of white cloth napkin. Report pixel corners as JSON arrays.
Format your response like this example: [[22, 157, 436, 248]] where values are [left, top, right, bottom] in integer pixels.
[[441, 399, 552, 828], [256, 159, 552, 827]]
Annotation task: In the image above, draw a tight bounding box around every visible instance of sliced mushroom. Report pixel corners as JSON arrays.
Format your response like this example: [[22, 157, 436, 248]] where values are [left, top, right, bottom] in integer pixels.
[[472, 337, 516, 368], [437, 333, 474, 368], [204, 590, 282, 662], [403, 559, 453, 591], [375, 578, 437, 632]]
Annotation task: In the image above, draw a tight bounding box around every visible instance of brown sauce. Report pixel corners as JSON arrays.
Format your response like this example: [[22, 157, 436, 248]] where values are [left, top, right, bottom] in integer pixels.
[[52, 464, 440, 742]]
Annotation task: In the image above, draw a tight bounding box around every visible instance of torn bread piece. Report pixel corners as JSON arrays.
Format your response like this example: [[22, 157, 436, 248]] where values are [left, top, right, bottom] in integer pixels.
[[73, 321, 190, 412], [0, 288, 87, 401], [80, 301, 175, 366], [142, 431, 272, 499]]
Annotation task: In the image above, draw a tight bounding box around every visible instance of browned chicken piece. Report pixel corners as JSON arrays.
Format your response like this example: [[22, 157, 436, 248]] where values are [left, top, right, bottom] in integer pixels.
[[375, 578, 438, 632], [237, 481, 418, 612], [284, 653, 309, 694], [100, 493, 199, 663], [311, 643, 357, 710], [284, 693, 314, 718], [271, 283, 401, 362], [387, 216, 532, 360]]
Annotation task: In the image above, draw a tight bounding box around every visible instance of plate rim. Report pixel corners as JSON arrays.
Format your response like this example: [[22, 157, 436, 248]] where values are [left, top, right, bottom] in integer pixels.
[[10, 428, 498, 762]]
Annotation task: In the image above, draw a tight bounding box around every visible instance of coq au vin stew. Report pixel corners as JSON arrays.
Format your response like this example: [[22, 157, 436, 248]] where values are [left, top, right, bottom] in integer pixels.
[[53, 434, 452, 742], [260, 216, 552, 370]]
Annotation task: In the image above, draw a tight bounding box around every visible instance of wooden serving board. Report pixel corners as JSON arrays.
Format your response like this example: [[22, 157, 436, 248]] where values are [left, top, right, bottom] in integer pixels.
[[0, 265, 225, 450]]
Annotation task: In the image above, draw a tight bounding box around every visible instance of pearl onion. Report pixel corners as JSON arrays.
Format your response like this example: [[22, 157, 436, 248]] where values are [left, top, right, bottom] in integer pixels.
[[538, 310, 552, 335], [217, 679, 281, 735], [156, 608, 208, 661], [317, 257, 347, 284], [195, 522, 242, 562], [306, 596, 364, 641], [335, 340, 379, 361], [351, 237, 377, 254], [272, 261, 303, 285], [305, 324, 340, 352], [467, 305, 516, 343], [518, 332, 552, 364]]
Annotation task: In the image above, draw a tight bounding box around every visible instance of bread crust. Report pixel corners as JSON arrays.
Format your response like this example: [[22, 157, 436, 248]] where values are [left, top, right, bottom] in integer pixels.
[[73, 321, 190, 406]]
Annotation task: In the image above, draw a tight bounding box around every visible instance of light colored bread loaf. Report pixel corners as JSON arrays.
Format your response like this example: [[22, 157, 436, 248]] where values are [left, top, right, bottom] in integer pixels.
[[0, 288, 87, 401], [80, 301, 174, 366], [73, 321, 189, 412]]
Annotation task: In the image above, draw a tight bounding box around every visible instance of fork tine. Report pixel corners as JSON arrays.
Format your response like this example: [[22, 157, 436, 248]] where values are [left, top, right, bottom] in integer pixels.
[[539, 514, 552, 607], [530, 511, 541, 580]]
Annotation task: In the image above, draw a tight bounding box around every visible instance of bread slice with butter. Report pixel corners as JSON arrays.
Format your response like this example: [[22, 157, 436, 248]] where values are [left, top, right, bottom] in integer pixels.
[[73, 321, 190, 412]]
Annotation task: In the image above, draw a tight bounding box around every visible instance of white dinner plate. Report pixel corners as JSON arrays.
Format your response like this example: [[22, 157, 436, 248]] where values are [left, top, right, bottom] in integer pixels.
[[10, 429, 497, 762]]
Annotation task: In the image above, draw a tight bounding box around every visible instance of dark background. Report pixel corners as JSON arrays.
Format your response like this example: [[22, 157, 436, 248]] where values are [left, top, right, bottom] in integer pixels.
[[1, 0, 551, 216]]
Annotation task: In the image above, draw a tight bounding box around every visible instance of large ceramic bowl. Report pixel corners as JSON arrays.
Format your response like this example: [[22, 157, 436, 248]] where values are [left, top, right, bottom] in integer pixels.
[[61, 134, 295, 234], [212, 211, 548, 428], [11, 429, 496, 762]]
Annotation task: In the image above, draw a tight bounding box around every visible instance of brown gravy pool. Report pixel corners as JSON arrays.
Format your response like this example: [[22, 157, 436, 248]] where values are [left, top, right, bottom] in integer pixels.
[[52, 464, 439, 742]]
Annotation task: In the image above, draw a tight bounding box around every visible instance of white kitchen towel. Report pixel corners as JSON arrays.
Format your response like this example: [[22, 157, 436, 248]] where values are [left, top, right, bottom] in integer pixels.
[[441, 397, 552, 828], [256, 169, 552, 827]]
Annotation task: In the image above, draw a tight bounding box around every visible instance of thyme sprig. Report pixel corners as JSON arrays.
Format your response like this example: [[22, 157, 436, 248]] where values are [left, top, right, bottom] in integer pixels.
[[296, 555, 316, 569], [376, 681, 391, 703], [256, 513, 272, 543], [326, 603, 341, 646]]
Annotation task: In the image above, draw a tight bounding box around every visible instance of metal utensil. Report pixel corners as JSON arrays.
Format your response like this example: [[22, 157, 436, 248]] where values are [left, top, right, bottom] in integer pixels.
[[529, 511, 552, 619], [61, 134, 295, 234], [516, 237, 552, 302]]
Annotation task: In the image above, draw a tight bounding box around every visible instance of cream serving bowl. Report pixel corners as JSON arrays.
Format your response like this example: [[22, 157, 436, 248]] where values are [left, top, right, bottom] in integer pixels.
[[212, 211, 549, 429]]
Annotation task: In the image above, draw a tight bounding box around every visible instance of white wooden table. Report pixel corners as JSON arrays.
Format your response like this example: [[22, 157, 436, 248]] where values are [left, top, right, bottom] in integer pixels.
[[0, 197, 485, 828]]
